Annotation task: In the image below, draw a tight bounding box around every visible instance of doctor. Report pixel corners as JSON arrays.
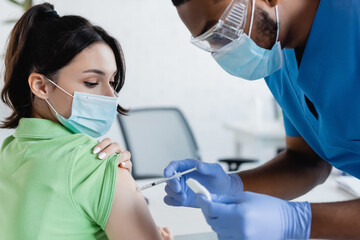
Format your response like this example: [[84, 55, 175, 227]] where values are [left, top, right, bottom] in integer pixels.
[[163, 0, 360, 239]]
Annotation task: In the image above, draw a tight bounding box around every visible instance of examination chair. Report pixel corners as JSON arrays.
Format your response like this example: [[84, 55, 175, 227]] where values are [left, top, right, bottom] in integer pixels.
[[117, 107, 257, 180]]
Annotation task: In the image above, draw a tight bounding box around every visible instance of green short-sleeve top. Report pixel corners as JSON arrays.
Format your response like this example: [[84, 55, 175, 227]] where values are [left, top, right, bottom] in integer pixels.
[[0, 118, 120, 240]]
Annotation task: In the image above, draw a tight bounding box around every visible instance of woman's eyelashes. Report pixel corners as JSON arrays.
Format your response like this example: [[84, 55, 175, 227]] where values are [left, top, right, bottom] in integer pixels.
[[84, 81, 117, 89], [109, 81, 117, 88], [84, 81, 99, 88]]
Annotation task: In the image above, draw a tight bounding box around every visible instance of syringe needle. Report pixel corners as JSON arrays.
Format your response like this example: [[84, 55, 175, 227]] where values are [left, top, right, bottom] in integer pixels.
[[137, 167, 197, 191]]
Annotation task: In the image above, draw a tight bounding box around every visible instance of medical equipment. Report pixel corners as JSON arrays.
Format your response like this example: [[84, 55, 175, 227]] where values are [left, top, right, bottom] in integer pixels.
[[212, 2, 283, 80], [196, 192, 311, 240], [164, 159, 243, 208], [190, 0, 249, 53], [45, 76, 119, 138], [186, 178, 212, 201], [138, 167, 196, 191]]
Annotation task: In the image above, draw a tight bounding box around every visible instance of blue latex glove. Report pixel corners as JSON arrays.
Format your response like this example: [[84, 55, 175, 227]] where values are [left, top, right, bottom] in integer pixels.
[[196, 192, 312, 240], [163, 159, 243, 208]]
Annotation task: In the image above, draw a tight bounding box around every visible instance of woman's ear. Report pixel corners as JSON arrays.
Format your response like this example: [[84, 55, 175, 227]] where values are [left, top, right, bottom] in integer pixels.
[[264, 0, 280, 7], [28, 73, 50, 100]]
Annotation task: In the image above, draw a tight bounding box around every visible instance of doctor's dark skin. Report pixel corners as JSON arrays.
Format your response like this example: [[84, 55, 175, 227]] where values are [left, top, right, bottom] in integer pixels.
[[174, 0, 360, 238]]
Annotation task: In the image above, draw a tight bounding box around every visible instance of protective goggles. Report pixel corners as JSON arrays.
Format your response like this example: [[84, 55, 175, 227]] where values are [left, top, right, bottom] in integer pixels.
[[190, 0, 249, 53]]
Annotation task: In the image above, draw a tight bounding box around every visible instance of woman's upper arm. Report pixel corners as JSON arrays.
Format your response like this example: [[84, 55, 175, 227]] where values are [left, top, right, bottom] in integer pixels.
[[105, 168, 162, 240]]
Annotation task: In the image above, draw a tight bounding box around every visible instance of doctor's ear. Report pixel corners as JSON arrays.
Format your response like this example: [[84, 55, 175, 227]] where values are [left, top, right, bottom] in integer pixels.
[[264, 0, 280, 7], [28, 73, 50, 100]]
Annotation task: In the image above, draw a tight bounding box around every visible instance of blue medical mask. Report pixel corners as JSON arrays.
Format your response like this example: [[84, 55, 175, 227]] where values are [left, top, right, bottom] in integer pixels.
[[45, 77, 119, 138], [212, 2, 283, 80]]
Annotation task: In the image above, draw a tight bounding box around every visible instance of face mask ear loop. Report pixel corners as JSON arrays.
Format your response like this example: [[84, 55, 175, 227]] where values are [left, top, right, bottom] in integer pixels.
[[248, 0, 256, 38], [45, 99, 59, 115], [275, 5, 280, 42], [43, 75, 73, 98]]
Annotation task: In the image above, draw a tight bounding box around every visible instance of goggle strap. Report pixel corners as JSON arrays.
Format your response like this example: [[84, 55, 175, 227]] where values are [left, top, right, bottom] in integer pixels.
[[248, 0, 256, 37], [248, 1, 280, 43], [275, 5, 279, 42]]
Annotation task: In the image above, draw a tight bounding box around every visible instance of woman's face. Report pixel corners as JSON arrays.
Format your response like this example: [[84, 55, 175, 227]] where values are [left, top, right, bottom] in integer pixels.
[[46, 42, 118, 119]]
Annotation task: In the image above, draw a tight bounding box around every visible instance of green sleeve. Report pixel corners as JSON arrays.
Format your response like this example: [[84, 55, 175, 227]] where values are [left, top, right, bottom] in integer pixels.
[[69, 142, 120, 230]]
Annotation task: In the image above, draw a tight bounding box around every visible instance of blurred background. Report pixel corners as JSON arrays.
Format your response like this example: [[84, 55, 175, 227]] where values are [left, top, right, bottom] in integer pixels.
[[0, 0, 280, 164]]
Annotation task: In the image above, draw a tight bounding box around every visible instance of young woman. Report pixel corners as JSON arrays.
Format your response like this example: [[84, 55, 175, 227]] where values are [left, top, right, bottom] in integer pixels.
[[0, 3, 172, 240]]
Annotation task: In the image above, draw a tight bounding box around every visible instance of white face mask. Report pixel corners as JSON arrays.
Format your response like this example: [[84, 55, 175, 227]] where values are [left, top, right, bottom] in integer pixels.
[[212, 1, 283, 80], [45, 77, 119, 138]]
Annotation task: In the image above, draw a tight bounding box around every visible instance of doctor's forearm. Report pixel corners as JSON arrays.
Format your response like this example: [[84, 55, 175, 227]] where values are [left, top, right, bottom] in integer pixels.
[[238, 149, 332, 200], [310, 199, 360, 239]]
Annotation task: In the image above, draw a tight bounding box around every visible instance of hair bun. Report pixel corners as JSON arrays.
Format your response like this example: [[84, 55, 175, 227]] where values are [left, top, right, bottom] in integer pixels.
[[44, 10, 59, 18]]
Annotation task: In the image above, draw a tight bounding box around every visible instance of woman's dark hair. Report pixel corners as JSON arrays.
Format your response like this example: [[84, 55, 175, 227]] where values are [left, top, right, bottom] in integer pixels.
[[172, 0, 190, 6], [1, 2, 128, 128]]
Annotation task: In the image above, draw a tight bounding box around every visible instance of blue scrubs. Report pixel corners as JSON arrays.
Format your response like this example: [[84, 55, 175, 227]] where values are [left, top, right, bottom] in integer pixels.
[[265, 0, 360, 178]]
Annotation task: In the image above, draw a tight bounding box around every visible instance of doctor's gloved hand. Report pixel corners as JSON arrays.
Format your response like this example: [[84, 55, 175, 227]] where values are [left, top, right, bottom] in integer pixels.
[[163, 159, 243, 208], [196, 192, 312, 240]]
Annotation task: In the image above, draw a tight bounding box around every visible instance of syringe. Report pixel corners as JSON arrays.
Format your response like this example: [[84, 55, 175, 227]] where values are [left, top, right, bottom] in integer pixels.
[[137, 167, 197, 191]]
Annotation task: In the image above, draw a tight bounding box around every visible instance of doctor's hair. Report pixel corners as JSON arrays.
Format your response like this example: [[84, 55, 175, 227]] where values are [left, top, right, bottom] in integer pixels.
[[1, 2, 128, 129], [254, 7, 277, 49]]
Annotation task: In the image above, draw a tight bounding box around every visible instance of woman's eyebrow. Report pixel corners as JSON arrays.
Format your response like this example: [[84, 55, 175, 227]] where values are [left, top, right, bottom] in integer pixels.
[[83, 69, 118, 76], [83, 69, 105, 75]]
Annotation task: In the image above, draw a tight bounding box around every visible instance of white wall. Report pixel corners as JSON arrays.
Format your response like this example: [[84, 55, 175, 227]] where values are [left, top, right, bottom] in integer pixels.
[[0, 0, 277, 163]]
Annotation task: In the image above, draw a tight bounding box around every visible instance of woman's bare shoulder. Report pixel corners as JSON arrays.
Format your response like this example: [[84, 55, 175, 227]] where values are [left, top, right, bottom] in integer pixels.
[[105, 168, 163, 240]]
